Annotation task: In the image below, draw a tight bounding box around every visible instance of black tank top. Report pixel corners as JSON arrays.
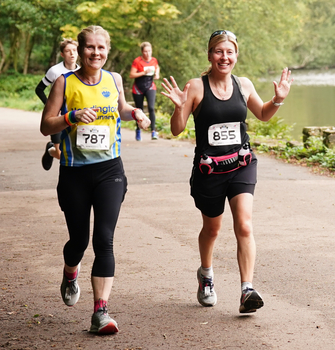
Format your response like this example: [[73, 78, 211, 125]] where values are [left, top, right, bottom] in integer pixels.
[[193, 75, 249, 161]]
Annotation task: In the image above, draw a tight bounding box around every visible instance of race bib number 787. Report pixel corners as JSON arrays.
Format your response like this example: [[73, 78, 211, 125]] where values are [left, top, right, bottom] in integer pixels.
[[76, 125, 110, 150], [208, 122, 241, 146]]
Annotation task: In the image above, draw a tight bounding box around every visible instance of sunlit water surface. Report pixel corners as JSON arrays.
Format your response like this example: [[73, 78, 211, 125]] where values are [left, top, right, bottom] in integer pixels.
[[253, 69, 335, 140]]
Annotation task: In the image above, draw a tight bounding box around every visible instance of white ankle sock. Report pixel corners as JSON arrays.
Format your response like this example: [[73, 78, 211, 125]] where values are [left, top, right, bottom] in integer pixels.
[[241, 282, 253, 291], [201, 266, 213, 278], [48, 146, 56, 155]]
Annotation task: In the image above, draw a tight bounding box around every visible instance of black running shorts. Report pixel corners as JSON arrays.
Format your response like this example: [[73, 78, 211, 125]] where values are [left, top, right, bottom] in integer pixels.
[[190, 154, 257, 218]]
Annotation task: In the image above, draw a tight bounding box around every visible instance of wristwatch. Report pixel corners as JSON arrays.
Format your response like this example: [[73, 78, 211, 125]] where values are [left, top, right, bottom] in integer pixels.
[[271, 96, 284, 106]]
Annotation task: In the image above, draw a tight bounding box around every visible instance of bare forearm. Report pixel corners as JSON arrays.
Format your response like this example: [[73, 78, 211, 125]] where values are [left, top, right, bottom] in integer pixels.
[[258, 97, 284, 122], [170, 106, 188, 136], [119, 103, 136, 121], [40, 113, 68, 136], [41, 107, 100, 136]]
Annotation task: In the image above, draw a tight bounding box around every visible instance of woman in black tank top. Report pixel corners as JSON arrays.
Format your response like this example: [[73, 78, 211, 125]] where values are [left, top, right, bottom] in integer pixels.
[[162, 30, 292, 313]]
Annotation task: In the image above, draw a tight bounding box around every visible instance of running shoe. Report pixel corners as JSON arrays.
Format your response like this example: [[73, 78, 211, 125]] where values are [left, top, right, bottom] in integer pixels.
[[90, 306, 119, 334], [42, 141, 54, 170], [197, 267, 217, 307], [239, 288, 264, 313], [135, 129, 141, 141], [151, 130, 158, 140], [60, 263, 81, 307]]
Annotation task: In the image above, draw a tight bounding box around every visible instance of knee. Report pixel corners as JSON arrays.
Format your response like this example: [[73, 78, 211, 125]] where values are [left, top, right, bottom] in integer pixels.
[[93, 234, 114, 255], [235, 220, 253, 239], [200, 226, 220, 240], [65, 239, 89, 255]]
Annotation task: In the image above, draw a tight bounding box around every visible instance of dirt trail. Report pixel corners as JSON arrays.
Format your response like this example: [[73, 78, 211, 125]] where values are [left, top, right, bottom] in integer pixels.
[[0, 108, 334, 350]]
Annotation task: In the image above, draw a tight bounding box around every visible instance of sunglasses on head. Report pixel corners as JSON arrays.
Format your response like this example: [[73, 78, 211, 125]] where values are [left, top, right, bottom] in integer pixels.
[[209, 30, 238, 43]]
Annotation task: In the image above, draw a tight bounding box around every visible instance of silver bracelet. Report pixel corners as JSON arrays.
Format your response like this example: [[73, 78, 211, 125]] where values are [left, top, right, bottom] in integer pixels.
[[271, 96, 284, 106]]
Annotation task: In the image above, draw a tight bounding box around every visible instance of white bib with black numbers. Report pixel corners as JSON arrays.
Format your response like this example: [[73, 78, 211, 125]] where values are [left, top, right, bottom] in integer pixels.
[[76, 125, 110, 150], [208, 122, 241, 146]]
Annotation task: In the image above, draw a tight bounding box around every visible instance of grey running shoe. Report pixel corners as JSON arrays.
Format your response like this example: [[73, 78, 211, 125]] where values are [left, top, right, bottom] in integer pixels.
[[90, 307, 119, 334], [239, 288, 264, 313], [197, 267, 217, 307], [60, 263, 81, 307]]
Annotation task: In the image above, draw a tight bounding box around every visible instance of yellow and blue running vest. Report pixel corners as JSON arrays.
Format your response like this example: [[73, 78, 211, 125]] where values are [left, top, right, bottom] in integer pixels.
[[60, 70, 121, 167]]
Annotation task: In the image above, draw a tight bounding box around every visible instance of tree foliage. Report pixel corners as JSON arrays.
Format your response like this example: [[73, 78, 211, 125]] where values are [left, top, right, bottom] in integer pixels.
[[291, 0, 335, 68], [0, 0, 84, 73], [0, 0, 334, 82], [141, 0, 303, 87], [75, 0, 180, 72]]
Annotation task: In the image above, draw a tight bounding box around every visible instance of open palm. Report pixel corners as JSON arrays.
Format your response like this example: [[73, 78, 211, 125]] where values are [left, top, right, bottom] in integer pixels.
[[161, 76, 190, 108], [273, 67, 293, 100]]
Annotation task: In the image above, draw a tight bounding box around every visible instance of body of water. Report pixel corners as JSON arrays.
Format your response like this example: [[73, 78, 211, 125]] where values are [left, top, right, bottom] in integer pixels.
[[254, 69, 335, 140]]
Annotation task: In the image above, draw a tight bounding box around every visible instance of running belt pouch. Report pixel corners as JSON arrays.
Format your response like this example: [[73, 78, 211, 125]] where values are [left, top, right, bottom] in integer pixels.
[[211, 153, 239, 173], [199, 162, 213, 175], [199, 151, 252, 174], [238, 152, 252, 166], [199, 153, 239, 174]]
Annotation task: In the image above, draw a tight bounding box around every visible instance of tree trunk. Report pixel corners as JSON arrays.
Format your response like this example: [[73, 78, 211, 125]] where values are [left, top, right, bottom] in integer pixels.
[[48, 37, 59, 68], [3, 28, 20, 73], [0, 40, 5, 74], [23, 33, 35, 75]]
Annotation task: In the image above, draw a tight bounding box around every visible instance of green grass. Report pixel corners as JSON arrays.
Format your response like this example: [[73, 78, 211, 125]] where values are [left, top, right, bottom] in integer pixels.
[[263, 136, 335, 172], [247, 115, 294, 140], [0, 71, 45, 111]]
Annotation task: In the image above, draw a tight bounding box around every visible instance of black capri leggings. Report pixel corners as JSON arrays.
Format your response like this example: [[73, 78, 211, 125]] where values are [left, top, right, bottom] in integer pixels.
[[133, 89, 156, 131], [57, 157, 127, 277]]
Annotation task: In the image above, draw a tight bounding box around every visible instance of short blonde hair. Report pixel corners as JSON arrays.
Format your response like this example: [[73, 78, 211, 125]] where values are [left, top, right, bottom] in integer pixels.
[[60, 39, 78, 53], [140, 42, 152, 51]]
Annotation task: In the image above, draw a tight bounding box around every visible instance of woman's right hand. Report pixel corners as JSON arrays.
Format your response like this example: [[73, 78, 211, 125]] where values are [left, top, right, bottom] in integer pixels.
[[74, 108, 100, 124], [161, 76, 190, 108]]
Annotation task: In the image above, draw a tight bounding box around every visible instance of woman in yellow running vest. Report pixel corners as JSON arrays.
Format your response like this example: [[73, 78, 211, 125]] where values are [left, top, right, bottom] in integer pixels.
[[40, 25, 150, 335]]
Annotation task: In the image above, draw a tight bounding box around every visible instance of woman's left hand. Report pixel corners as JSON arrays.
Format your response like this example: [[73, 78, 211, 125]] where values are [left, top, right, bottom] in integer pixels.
[[273, 67, 294, 101], [135, 110, 151, 130]]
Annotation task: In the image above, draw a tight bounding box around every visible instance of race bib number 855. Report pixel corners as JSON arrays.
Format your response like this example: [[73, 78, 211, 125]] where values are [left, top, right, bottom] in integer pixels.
[[77, 125, 110, 150], [208, 122, 241, 146]]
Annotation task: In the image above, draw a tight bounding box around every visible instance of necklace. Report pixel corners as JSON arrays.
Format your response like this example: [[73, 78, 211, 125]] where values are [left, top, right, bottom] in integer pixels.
[[210, 76, 233, 100], [212, 82, 232, 100]]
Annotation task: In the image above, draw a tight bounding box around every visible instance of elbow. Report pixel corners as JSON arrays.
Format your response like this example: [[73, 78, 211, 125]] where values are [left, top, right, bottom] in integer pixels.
[[171, 127, 181, 137], [40, 124, 50, 137], [40, 128, 49, 137], [35, 84, 42, 96], [170, 122, 185, 136], [259, 113, 272, 122]]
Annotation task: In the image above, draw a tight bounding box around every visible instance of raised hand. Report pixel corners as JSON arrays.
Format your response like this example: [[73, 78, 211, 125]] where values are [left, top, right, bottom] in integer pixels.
[[273, 67, 294, 101], [161, 76, 190, 108]]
